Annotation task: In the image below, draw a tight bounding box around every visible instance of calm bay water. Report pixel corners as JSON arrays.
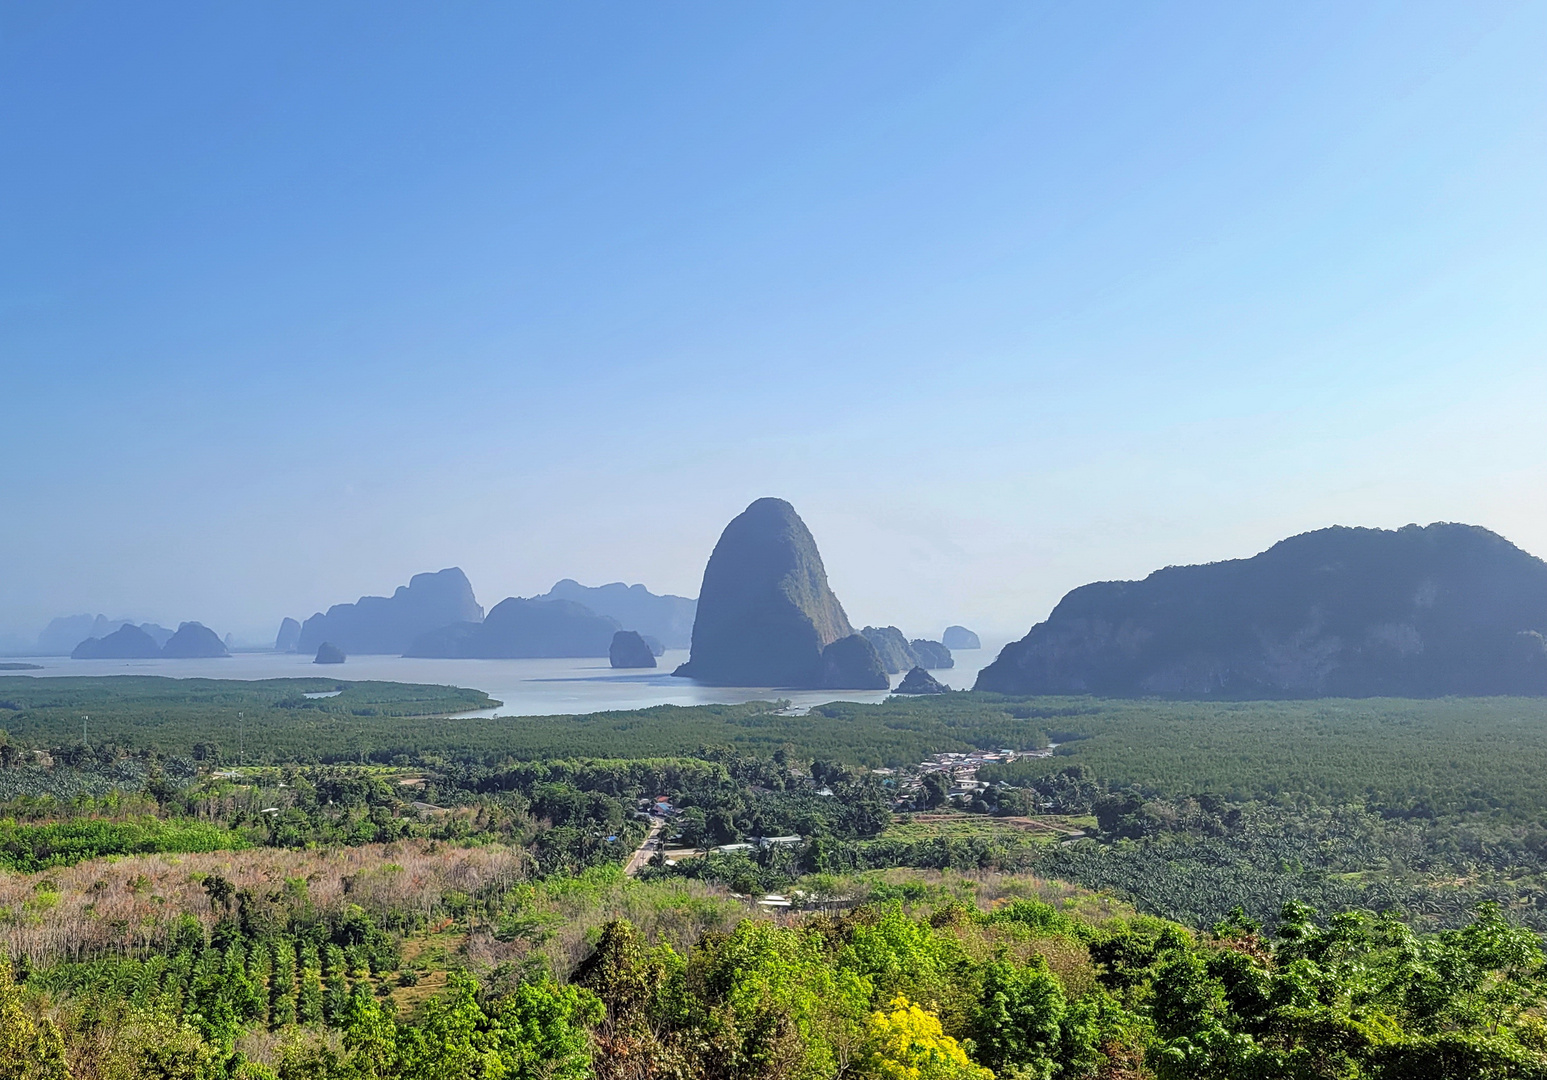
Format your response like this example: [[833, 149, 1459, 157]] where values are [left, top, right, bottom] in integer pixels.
[[4, 643, 1009, 717]]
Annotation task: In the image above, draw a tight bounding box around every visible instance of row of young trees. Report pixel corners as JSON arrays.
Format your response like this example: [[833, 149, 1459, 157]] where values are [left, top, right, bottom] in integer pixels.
[[9, 891, 1547, 1079]]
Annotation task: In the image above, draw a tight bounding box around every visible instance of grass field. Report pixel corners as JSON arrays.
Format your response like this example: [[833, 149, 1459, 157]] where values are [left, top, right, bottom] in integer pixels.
[[880, 812, 1095, 844]]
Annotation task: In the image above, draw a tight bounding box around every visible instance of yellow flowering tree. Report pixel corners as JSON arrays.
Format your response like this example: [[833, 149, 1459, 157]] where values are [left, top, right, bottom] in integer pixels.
[[860, 995, 994, 1080], [0, 958, 68, 1080]]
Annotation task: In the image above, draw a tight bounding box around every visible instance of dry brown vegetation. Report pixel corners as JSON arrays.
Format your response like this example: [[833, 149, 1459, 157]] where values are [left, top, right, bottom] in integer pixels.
[[2, 832, 1134, 990], [0, 839, 530, 965]]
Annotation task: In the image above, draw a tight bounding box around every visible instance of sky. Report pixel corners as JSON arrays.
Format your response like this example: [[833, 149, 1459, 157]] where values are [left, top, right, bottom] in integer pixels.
[[2, 1, 1544, 648]]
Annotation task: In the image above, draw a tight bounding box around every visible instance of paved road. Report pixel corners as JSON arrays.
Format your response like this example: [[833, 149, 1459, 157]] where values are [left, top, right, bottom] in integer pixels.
[[624, 817, 665, 876]]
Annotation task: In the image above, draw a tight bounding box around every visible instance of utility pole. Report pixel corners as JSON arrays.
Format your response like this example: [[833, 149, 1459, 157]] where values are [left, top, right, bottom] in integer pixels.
[[238, 711, 244, 767], [82, 714, 88, 747]]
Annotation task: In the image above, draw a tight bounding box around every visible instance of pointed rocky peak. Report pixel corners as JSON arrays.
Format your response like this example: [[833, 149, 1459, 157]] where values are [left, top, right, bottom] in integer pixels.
[[674, 497, 855, 687]]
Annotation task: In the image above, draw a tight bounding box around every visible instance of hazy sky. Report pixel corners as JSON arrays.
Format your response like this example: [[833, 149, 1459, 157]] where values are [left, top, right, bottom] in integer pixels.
[[3, 2, 1544, 647]]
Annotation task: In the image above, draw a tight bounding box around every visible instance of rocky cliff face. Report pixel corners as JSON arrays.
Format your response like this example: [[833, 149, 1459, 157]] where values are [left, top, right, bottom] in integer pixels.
[[540, 580, 697, 649], [71, 624, 161, 659], [299, 568, 483, 655], [860, 626, 918, 674], [976, 523, 1547, 698], [609, 630, 658, 669], [407, 598, 619, 658], [161, 622, 230, 658], [674, 498, 854, 687]]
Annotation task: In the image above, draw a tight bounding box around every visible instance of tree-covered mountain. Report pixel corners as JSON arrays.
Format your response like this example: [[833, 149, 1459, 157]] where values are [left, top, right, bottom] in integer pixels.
[[977, 522, 1547, 697]]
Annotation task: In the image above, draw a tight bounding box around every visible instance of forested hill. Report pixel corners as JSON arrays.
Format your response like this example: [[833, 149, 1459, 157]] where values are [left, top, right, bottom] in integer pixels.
[[977, 522, 1547, 697]]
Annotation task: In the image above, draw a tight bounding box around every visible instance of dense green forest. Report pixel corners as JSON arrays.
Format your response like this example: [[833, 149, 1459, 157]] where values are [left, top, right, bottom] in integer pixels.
[[11, 679, 1547, 794], [0, 677, 1057, 765], [7, 678, 1547, 1076]]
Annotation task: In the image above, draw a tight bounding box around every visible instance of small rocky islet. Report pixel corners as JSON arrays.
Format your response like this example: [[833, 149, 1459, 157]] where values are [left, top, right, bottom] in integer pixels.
[[609, 630, 657, 669]]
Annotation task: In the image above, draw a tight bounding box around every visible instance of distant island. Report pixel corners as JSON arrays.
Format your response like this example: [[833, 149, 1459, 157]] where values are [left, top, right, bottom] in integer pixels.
[[280, 569, 690, 661], [407, 597, 619, 658], [40, 615, 174, 656], [72, 624, 164, 659], [537, 579, 696, 650], [274, 617, 302, 653], [977, 522, 1547, 697], [909, 639, 954, 670], [161, 622, 229, 658], [296, 568, 484, 656], [857, 627, 954, 673], [73, 621, 229, 660], [942, 625, 980, 649]]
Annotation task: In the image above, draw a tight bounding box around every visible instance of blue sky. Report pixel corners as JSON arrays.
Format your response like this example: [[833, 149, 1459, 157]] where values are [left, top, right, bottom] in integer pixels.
[[2, 1, 1544, 646]]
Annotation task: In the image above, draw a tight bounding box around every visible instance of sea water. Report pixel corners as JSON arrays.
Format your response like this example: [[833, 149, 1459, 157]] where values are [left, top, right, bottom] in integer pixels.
[[2, 644, 1008, 717]]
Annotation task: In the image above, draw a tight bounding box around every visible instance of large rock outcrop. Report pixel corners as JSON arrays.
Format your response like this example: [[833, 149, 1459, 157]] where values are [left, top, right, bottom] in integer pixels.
[[407, 598, 619, 658], [860, 626, 918, 674], [161, 622, 230, 658], [820, 634, 890, 689], [895, 666, 950, 694], [609, 630, 658, 669], [909, 639, 954, 670], [71, 624, 161, 659], [299, 568, 483, 655], [942, 626, 981, 650], [976, 523, 1547, 698], [275, 618, 302, 653], [314, 642, 346, 664], [673, 498, 855, 687], [539, 580, 697, 649]]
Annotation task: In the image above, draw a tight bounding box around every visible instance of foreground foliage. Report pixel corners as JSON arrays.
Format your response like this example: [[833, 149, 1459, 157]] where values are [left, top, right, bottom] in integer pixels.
[[4, 866, 1546, 1080]]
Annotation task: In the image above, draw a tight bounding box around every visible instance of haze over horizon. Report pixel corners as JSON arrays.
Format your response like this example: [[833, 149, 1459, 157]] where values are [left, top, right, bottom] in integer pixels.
[[3, 3, 1544, 647]]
